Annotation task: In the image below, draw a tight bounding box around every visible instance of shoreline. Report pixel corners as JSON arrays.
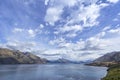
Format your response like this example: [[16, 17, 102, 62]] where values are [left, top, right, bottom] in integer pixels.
[[86, 63, 120, 80], [101, 64, 120, 80]]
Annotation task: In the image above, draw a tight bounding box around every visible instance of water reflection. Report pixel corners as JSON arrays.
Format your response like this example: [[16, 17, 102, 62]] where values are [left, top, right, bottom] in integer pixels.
[[0, 64, 107, 80]]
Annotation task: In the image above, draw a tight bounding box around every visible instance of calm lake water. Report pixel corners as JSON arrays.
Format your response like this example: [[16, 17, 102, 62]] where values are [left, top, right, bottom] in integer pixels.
[[0, 64, 107, 80]]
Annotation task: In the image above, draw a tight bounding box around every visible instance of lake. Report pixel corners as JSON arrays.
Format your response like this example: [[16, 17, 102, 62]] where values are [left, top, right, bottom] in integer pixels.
[[0, 64, 107, 80]]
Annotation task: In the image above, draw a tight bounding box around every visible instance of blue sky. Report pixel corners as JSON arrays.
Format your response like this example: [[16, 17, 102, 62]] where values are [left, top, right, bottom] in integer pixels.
[[0, 0, 120, 61]]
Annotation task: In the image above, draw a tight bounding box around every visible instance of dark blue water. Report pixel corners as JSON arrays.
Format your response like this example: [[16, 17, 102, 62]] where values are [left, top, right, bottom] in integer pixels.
[[0, 64, 107, 80]]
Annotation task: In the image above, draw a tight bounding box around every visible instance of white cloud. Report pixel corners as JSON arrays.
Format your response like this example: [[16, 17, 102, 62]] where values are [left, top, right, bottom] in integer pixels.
[[47, 29, 120, 61], [5, 41, 36, 52], [28, 29, 36, 37], [12, 26, 45, 38], [39, 24, 44, 29], [0, 39, 47, 54], [58, 25, 83, 33], [103, 26, 111, 31], [57, 0, 77, 7], [6, 27, 120, 61], [44, 0, 78, 26], [13, 28, 24, 33], [49, 37, 66, 45], [53, 2, 109, 38], [45, 7, 63, 26], [45, 0, 49, 5], [108, 28, 120, 34], [107, 0, 119, 3], [2, 31, 109, 61], [49, 0, 77, 7], [67, 3, 108, 27], [66, 33, 77, 38], [78, 4, 100, 27]]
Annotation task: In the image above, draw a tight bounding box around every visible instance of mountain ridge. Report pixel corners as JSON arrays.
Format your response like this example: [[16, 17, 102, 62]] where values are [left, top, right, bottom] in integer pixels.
[[0, 48, 46, 64], [87, 51, 120, 67], [47, 58, 91, 64]]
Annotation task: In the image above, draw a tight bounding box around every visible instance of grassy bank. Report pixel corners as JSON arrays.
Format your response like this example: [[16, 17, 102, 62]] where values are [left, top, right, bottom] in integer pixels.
[[102, 64, 120, 80]]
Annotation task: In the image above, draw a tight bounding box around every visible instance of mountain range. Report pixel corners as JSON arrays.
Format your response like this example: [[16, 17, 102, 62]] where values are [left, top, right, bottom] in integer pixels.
[[0, 48, 46, 64], [1, 47, 120, 65], [47, 58, 88, 64]]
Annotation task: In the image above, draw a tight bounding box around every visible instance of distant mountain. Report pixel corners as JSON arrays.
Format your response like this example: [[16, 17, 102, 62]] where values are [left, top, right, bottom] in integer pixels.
[[47, 58, 71, 63], [87, 52, 120, 67], [47, 58, 88, 64], [0, 48, 46, 64]]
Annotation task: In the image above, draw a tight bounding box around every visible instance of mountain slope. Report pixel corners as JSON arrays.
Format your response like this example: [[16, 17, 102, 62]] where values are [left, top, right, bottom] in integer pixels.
[[94, 52, 120, 63], [0, 48, 46, 64], [88, 51, 120, 66]]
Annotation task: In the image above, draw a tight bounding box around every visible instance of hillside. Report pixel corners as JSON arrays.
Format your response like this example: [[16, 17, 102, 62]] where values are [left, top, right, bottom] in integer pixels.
[[102, 64, 120, 80], [0, 48, 46, 64], [94, 52, 120, 63], [88, 52, 120, 67]]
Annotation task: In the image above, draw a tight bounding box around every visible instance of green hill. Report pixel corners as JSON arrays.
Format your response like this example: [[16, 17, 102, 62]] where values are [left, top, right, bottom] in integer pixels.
[[102, 64, 120, 80]]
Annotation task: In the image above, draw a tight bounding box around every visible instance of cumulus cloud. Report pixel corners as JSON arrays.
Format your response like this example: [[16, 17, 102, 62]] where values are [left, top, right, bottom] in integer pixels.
[[39, 24, 44, 29], [66, 33, 77, 38], [103, 26, 111, 31], [3, 41, 36, 52], [49, 37, 66, 45], [56, 0, 77, 7], [67, 4, 100, 27], [47, 28, 120, 61], [10, 0, 120, 61], [45, 0, 49, 5], [0, 26, 47, 53], [107, 0, 119, 3], [45, 7, 63, 25], [59, 25, 83, 33], [51, 1, 109, 38], [45, 0, 109, 28], [44, 0, 77, 26], [5, 27, 120, 61], [22, 0, 120, 61], [108, 28, 120, 34], [28, 29, 36, 37], [13, 28, 24, 33], [12, 25, 45, 38]]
